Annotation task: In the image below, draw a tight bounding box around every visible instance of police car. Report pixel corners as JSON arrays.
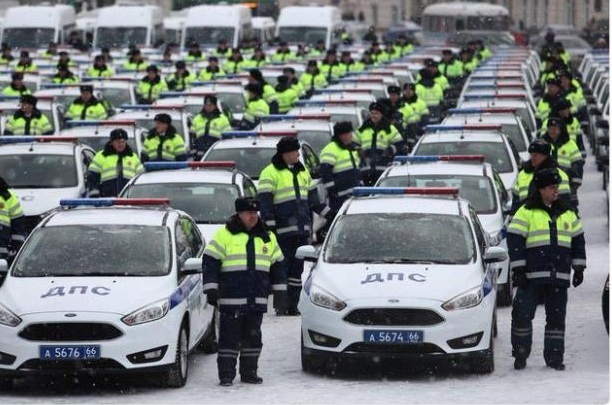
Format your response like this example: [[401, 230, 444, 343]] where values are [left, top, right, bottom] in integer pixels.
[[296, 187, 507, 374], [287, 101, 369, 131], [112, 105, 191, 148], [0, 95, 63, 135], [309, 89, 377, 111], [412, 124, 521, 193], [120, 161, 257, 243], [258, 114, 334, 155], [0, 136, 95, 233], [377, 156, 514, 306], [0, 198, 214, 388]]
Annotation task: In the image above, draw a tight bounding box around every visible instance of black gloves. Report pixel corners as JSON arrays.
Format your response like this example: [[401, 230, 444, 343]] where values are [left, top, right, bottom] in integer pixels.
[[572, 268, 584, 288], [273, 290, 288, 311], [512, 268, 528, 288], [324, 209, 337, 223], [206, 289, 219, 307]]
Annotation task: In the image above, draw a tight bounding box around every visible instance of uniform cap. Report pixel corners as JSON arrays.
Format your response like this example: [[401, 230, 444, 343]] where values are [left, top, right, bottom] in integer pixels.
[[442, 49, 453, 55], [208, 56, 219, 62], [403, 82, 415, 91], [534, 168, 561, 189], [146, 64, 159, 72], [20, 50, 29, 57], [11, 72, 23, 81], [175, 61, 186, 69], [276, 75, 289, 84], [245, 83, 262, 96], [369, 102, 386, 113], [276, 136, 300, 154], [307, 60, 318, 67], [80, 85, 94, 93], [153, 113, 172, 124], [546, 78, 562, 87], [110, 128, 128, 141], [19, 94, 37, 106], [94, 54, 105, 62], [554, 99, 572, 111], [387, 85, 401, 95], [424, 58, 437, 67], [547, 116, 563, 128], [333, 121, 353, 137], [282, 67, 296, 75], [235, 197, 261, 212], [204, 95, 218, 105], [528, 139, 551, 155]]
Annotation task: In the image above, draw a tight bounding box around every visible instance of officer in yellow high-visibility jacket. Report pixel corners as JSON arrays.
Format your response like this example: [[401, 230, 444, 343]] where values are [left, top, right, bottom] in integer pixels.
[[4, 95, 53, 135], [86, 54, 115, 78], [2, 72, 31, 96], [508, 168, 586, 371], [86, 128, 144, 197], [165, 61, 196, 92], [0, 176, 25, 262], [65, 85, 108, 121], [141, 113, 188, 162], [239, 83, 270, 130], [274, 75, 298, 114], [202, 197, 287, 386], [190, 95, 231, 158], [137, 65, 169, 105]]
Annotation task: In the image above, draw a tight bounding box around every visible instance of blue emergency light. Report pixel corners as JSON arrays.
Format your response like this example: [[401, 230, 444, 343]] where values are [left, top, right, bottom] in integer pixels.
[[394, 155, 486, 163], [64, 120, 136, 127], [60, 198, 170, 207], [448, 107, 517, 114], [261, 114, 330, 123], [0, 136, 78, 144], [144, 161, 236, 171], [426, 124, 502, 131], [353, 187, 459, 197]]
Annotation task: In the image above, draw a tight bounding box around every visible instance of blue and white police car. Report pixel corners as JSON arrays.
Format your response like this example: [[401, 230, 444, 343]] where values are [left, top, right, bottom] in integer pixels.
[[296, 187, 507, 374], [0, 198, 214, 388]]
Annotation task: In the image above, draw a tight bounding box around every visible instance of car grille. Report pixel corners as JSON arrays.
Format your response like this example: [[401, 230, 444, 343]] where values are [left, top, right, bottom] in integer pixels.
[[18, 359, 125, 372], [18, 323, 123, 342], [344, 342, 445, 354], [343, 308, 444, 326]]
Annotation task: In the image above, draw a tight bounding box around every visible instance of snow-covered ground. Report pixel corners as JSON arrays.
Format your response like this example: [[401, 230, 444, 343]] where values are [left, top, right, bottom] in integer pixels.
[[1, 154, 609, 404]]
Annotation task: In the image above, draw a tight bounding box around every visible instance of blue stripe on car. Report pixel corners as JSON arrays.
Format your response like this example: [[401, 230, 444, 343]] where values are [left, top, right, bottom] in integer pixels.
[[169, 275, 200, 310]]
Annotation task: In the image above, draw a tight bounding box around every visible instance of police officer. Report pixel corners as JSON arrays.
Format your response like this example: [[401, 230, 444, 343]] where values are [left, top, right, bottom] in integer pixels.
[[355, 102, 406, 186], [239, 83, 269, 130], [52, 63, 79, 84], [415, 68, 444, 110], [536, 78, 563, 126], [14, 50, 37, 73], [319, 50, 346, 82], [319, 121, 362, 212], [400, 83, 429, 144], [438, 49, 465, 86], [508, 168, 586, 371], [2, 72, 31, 96], [198, 56, 227, 81], [272, 41, 297, 63], [378, 85, 405, 131], [248, 69, 278, 114], [165, 61, 196, 92], [298, 60, 328, 99], [65, 85, 108, 121], [185, 42, 205, 62], [190, 95, 231, 159], [339, 50, 365, 74], [223, 48, 247, 75], [86, 129, 144, 197], [0, 176, 25, 262], [258, 137, 333, 315], [202, 197, 287, 386], [137, 65, 169, 105], [511, 139, 572, 214], [123, 49, 147, 72], [4, 95, 53, 136], [86, 54, 115, 78], [141, 113, 188, 162], [275, 75, 298, 114]]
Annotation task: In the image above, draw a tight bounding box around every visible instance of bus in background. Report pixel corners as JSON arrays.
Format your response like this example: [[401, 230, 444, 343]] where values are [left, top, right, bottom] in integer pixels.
[[275, 5, 342, 50], [182, 4, 252, 50], [164, 10, 187, 46], [93, 5, 164, 49], [0, 5, 76, 49], [421, 2, 511, 46], [251, 17, 275, 46]]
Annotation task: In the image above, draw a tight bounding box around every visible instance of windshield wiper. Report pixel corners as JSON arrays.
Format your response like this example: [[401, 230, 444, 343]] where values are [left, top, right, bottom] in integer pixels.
[[379, 259, 436, 264], [14, 185, 57, 189]]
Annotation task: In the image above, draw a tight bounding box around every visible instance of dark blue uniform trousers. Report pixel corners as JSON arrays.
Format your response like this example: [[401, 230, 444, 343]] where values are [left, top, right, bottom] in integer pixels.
[[511, 283, 568, 366], [278, 235, 309, 309], [217, 311, 263, 381]]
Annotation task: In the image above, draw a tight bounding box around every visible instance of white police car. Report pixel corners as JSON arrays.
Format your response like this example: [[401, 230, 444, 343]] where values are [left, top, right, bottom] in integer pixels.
[[296, 187, 507, 374], [120, 161, 257, 243], [377, 156, 514, 306], [258, 114, 334, 156], [0, 136, 95, 234], [0, 198, 214, 388]]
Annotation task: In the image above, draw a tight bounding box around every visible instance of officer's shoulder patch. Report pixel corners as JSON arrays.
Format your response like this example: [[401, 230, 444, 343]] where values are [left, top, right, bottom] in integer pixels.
[[564, 222, 569, 231], [262, 245, 268, 254], [0, 202, 4, 209]]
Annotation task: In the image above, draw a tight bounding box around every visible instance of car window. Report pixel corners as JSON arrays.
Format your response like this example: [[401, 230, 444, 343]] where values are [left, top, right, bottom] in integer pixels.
[[415, 141, 513, 173], [469, 209, 486, 257], [175, 220, 193, 271], [301, 144, 320, 178], [242, 177, 257, 197]]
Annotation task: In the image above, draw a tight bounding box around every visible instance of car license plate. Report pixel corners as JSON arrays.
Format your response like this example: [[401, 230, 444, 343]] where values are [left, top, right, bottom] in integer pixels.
[[39, 345, 101, 360], [364, 330, 424, 344]]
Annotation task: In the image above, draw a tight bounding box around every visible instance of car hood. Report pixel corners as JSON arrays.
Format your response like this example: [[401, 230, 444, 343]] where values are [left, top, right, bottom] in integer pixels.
[[311, 262, 482, 303], [1, 276, 173, 316], [14, 187, 82, 216]]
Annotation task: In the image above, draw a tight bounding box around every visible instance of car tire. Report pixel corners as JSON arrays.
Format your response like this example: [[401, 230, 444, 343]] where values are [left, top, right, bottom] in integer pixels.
[[199, 309, 219, 354], [301, 336, 326, 374], [470, 328, 494, 374], [496, 270, 513, 307], [163, 324, 189, 388]]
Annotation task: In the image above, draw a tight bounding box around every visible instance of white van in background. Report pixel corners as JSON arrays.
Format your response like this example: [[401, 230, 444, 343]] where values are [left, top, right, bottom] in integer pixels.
[[1, 5, 76, 49], [275, 5, 342, 49], [164, 10, 187, 46], [93, 5, 164, 49], [182, 5, 252, 49], [252, 17, 276, 46]]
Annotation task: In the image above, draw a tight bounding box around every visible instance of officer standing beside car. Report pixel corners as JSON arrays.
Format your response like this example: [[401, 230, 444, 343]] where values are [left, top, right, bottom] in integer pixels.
[[508, 168, 586, 371], [0, 176, 25, 263], [86, 129, 144, 198], [202, 197, 287, 386], [258, 137, 333, 316], [140, 113, 188, 163]]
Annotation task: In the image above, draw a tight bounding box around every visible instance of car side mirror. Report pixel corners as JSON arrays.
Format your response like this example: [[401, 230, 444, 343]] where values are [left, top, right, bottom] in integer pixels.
[[181, 257, 202, 275], [295, 245, 318, 262], [502, 200, 512, 216], [483, 246, 508, 264]]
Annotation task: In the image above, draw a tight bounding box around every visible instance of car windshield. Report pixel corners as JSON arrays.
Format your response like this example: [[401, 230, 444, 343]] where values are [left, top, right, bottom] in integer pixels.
[[3, 28, 55, 49], [185, 27, 235, 46], [416, 141, 513, 173], [100, 88, 132, 107], [325, 213, 474, 264], [78, 136, 137, 154], [203, 147, 275, 180], [218, 92, 246, 114], [0, 154, 77, 188], [123, 183, 240, 223], [278, 27, 327, 46], [297, 131, 330, 155], [13, 225, 170, 277], [96, 27, 148, 48], [378, 175, 497, 214]]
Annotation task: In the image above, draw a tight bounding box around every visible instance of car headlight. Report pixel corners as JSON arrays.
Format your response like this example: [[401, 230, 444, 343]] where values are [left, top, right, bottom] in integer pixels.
[[0, 303, 21, 327], [122, 298, 169, 326], [309, 284, 346, 311], [442, 286, 483, 311]]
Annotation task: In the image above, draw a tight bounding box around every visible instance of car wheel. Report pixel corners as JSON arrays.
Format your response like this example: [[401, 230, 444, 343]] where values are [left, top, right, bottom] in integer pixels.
[[470, 328, 494, 374], [301, 335, 326, 374], [199, 309, 219, 354], [496, 270, 513, 307], [164, 324, 189, 388]]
